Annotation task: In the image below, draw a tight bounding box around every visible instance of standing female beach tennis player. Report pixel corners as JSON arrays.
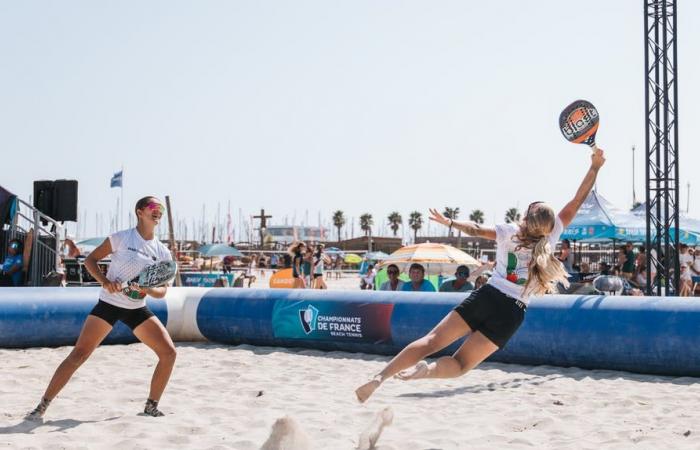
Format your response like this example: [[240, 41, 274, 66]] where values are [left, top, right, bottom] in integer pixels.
[[27, 196, 176, 419], [289, 241, 307, 289], [356, 150, 606, 403]]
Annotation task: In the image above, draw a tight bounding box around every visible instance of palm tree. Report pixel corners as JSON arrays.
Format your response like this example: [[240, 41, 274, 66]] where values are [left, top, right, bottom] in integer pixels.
[[332, 210, 345, 241], [359, 213, 374, 237], [469, 209, 485, 224], [443, 207, 460, 236], [387, 211, 403, 237], [505, 207, 521, 224], [408, 211, 423, 242]]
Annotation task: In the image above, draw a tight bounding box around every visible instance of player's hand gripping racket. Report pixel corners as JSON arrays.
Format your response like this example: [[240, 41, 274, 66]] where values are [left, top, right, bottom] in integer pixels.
[[121, 261, 177, 300], [559, 100, 599, 152]]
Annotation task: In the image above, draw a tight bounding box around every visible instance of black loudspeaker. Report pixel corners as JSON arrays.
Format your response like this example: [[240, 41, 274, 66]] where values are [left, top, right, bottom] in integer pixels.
[[52, 179, 78, 222], [33, 180, 55, 217]]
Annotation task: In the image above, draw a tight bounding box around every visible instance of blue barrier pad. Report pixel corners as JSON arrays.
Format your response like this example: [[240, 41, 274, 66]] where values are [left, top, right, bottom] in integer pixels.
[[196, 289, 700, 377], [0, 288, 168, 348]]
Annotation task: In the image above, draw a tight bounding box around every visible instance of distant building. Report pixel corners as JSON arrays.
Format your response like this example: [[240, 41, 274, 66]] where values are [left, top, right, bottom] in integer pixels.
[[326, 236, 403, 254], [264, 226, 329, 245]]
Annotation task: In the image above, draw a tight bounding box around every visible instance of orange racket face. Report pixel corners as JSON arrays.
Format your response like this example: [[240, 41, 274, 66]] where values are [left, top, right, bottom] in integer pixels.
[[559, 100, 599, 147]]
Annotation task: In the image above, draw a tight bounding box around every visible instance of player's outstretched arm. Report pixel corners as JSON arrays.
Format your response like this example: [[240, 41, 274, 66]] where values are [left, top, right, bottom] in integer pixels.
[[558, 149, 606, 228], [428, 208, 496, 241]]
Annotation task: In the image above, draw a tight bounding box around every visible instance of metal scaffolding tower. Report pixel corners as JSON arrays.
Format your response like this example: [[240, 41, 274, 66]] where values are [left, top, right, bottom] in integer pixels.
[[644, 0, 680, 295]]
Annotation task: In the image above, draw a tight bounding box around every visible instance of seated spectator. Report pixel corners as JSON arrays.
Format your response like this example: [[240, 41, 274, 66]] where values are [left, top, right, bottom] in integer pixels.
[[379, 264, 404, 291], [635, 246, 647, 276], [599, 261, 611, 275], [0, 239, 24, 287], [620, 242, 636, 280], [679, 263, 693, 296], [557, 239, 574, 273], [360, 264, 376, 290], [634, 264, 648, 288], [213, 276, 229, 288], [679, 244, 694, 296], [439, 265, 474, 293], [474, 275, 488, 290], [222, 255, 234, 274], [690, 247, 700, 295], [401, 263, 436, 292], [233, 273, 246, 288]]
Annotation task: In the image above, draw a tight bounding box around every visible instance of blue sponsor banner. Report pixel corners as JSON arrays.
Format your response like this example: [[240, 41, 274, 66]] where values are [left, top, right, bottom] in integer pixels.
[[181, 272, 235, 287], [271, 299, 393, 344]]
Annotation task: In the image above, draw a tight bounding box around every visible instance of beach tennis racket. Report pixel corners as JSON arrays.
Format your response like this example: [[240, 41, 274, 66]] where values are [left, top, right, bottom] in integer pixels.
[[559, 100, 599, 152], [121, 261, 177, 300]]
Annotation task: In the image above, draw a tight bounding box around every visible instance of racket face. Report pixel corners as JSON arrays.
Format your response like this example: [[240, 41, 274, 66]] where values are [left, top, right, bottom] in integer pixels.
[[559, 100, 599, 147], [137, 261, 177, 287]]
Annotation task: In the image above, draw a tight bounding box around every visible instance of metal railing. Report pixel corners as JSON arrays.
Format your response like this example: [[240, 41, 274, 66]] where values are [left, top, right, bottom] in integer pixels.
[[5, 198, 63, 286]]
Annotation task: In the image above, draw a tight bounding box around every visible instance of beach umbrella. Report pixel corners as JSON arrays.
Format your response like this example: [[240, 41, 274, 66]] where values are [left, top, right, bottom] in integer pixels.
[[324, 247, 345, 256], [365, 251, 389, 261], [198, 244, 243, 257], [77, 237, 108, 247], [197, 244, 243, 274], [379, 242, 481, 275], [344, 253, 363, 264]]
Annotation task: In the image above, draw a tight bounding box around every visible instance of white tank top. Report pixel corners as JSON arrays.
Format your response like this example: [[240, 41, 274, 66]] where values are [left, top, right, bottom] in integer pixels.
[[99, 228, 172, 309]]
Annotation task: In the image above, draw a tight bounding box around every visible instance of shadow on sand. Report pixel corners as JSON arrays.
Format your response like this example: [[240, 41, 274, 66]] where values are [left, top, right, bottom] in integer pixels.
[[0, 416, 120, 435]]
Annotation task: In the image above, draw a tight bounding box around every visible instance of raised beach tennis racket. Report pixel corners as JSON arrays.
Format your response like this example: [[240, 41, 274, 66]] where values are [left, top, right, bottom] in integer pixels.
[[559, 100, 599, 152], [121, 261, 177, 299]]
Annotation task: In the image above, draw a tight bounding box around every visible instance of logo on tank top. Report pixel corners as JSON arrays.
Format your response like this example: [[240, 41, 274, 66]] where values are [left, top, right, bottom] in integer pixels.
[[506, 251, 529, 285], [127, 247, 157, 261]]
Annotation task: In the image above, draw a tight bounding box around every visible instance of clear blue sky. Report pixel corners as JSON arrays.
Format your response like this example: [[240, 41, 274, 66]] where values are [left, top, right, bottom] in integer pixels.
[[1, 1, 698, 241]]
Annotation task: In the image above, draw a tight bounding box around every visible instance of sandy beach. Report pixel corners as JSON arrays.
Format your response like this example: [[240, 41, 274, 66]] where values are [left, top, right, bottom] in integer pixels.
[[2, 340, 699, 450]]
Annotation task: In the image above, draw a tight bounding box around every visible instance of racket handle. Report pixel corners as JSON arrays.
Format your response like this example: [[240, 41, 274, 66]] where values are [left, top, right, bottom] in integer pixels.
[[588, 143, 598, 153]]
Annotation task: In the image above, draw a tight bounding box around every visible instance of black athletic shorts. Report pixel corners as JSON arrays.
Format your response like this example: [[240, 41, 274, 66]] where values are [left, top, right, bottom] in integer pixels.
[[89, 300, 155, 330], [453, 284, 526, 348], [313, 273, 323, 279]]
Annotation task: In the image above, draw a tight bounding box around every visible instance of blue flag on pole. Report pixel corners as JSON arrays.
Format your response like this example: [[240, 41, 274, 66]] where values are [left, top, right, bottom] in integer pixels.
[[110, 170, 123, 188]]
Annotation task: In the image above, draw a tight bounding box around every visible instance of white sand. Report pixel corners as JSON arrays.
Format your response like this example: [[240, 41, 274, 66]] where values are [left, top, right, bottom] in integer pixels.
[[2, 342, 700, 449]]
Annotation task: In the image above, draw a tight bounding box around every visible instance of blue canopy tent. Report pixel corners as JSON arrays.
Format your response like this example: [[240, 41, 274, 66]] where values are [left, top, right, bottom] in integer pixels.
[[631, 202, 700, 245], [559, 191, 656, 271], [561, 191, 647, 243]]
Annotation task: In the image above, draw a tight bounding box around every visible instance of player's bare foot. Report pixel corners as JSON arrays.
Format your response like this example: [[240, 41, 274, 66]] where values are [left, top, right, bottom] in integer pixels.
[[355, 375, 382, 403], [395, 360, 430, 381], [358, 406, 394, 450]]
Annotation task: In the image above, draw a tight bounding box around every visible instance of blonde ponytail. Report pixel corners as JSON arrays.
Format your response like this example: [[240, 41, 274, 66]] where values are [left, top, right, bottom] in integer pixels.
[[522, 236, 570, 297]]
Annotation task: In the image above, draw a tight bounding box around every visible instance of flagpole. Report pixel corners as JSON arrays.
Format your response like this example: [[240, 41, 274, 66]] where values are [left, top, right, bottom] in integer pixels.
[[121, 165, 124, 230]]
